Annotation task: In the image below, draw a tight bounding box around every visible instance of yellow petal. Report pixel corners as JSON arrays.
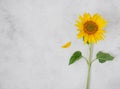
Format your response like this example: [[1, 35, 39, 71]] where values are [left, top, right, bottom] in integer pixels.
[[75, 20, 83, 30], [77, 32, 84, 39], [96, 16, 107, 28], [84, 34, 89, 44], [79, 15, 83, 21], [83, 13, 91, 22], [93, 13, 99, 21], [61, 42, 71, 48]]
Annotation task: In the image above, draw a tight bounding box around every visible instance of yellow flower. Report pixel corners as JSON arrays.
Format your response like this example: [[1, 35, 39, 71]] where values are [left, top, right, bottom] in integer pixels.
[[75, 13, 107, 44], [62, 41, 71, 48]]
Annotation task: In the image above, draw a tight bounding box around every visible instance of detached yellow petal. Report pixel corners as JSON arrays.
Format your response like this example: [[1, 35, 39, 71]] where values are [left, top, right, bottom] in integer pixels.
[[61, 42, 71, 48]]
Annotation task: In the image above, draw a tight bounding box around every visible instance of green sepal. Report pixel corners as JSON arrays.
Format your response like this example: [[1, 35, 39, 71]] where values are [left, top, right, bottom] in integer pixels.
[[96, 51, 114, 63], [69, 51, 82, 65]]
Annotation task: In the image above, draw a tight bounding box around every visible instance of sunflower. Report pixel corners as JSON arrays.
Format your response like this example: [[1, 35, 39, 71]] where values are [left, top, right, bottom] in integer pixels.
[[75, 13, 107, 44]]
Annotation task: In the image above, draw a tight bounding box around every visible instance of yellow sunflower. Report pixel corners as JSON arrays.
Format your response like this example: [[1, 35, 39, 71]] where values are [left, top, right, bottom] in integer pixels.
[[75, 13, 107, 44]]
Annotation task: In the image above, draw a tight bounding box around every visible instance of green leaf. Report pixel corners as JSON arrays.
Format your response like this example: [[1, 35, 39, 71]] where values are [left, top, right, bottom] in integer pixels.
[[96, 51, 114, 63], [69, 51, 82, 65]]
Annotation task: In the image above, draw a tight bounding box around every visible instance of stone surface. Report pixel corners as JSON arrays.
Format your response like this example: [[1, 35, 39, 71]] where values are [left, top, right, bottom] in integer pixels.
[[0, 0, 120, 89]]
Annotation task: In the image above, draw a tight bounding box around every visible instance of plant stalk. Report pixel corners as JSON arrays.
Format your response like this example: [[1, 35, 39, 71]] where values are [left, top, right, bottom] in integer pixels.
[[86, 44, 93, 89]]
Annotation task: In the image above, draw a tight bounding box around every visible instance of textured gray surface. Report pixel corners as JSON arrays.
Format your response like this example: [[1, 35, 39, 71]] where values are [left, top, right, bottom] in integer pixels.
[[0, 0, 120, 89]]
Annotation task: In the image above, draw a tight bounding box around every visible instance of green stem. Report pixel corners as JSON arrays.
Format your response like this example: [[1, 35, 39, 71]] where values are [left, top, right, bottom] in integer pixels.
[[86, 63, 91, 89], [89, 44, 93, 61], [86, 44, 93, 89]]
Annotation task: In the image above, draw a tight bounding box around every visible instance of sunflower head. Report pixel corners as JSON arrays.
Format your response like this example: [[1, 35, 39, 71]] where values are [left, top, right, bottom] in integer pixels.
[[75, 13, 107, 44]]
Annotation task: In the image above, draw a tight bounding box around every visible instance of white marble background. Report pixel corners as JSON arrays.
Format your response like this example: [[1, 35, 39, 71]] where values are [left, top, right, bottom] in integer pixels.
[[0, 0, 120, 89]]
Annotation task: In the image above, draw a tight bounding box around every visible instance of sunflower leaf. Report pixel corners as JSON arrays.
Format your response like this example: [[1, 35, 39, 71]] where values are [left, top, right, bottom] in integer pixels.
[[96, 51, 114, 63], [69, 51, 82, 65]]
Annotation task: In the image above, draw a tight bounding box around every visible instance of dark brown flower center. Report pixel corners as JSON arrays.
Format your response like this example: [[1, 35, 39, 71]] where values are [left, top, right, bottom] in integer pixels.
[[84, 21, 98, 34]]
